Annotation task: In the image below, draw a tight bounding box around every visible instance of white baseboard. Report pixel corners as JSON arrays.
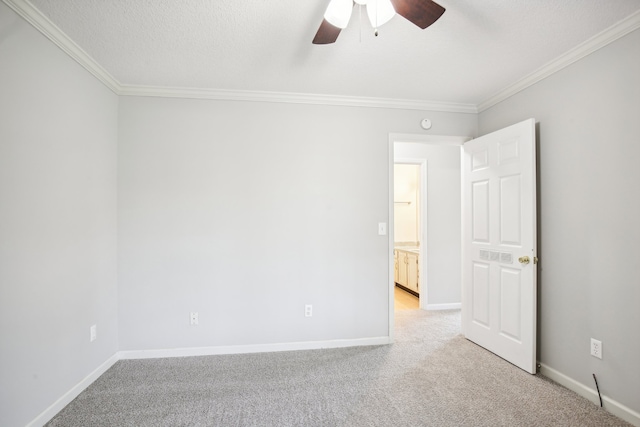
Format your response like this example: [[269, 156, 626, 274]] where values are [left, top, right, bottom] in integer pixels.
[[27, 353, 120, 427], [425, 302, 461, 311], [119, 336, 391, 360], [539, 363, 640, 427]]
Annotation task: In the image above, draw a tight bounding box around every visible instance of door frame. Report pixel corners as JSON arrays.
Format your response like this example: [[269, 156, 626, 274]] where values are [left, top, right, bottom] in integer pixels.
[[387, 133, 472, 341]]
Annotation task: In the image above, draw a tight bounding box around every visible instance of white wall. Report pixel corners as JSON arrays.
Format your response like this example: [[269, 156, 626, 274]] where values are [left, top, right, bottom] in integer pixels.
[[479, 28, 640, 414], [117, 96, 476, 351], [0, 3, 119, 426], [394, 164, 420, 244], [394, 142, 462, 307]]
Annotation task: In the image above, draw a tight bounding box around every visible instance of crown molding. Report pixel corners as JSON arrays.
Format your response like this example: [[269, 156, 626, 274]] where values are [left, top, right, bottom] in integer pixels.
[[6, 0, 639, 115], [3, 0, 475, 113], [2, 0, 122, 93], [2, 0, 478, 114], [118, 85, 478, 113], [2, 0, 477, 114], [478, 9, 640, 113]]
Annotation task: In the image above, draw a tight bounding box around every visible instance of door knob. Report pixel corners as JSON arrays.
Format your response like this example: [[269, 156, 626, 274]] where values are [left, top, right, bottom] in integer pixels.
[[518, 256, 530, 265]]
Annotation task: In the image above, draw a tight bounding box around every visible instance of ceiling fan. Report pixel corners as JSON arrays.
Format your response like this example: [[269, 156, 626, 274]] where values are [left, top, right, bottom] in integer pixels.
[[312, 0, 445, 44]]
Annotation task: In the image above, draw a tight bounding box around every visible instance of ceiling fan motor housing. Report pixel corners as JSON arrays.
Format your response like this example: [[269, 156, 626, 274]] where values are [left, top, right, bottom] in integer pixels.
[[313, 0, 445, 44]]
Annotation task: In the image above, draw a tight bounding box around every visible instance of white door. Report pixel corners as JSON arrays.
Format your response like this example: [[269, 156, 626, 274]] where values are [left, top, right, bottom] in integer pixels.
[[462, 118, 537, 374]]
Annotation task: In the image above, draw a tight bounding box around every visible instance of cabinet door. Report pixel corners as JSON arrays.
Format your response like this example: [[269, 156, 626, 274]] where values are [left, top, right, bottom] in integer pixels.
[[394, 250, 399, 283], [406, 252, 419, 294], [397, 252, 408, 287]]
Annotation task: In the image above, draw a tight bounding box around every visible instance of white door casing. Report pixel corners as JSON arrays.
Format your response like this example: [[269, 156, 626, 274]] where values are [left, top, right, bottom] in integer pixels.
[[462, 118, 538, 374], [388, 134, 470, 341]]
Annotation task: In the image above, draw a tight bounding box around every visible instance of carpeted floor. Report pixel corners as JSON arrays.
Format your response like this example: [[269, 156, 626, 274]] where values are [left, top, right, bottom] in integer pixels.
[[47, 310, 631, 426]]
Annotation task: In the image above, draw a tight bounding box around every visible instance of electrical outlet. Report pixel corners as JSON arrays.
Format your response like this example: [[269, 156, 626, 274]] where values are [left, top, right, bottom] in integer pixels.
[[90, 325, 97, 342], [591, 338, 602, 359], [305, 304, 313, 317], [190, 312, 199, 325]]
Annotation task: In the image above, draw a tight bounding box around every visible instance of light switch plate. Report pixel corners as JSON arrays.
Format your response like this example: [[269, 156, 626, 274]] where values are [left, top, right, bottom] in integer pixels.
[[378, 222, 387, 235]]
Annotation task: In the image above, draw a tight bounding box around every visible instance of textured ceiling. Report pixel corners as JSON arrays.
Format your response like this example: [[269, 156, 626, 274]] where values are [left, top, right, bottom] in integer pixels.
[[27, 0, 640, 105]]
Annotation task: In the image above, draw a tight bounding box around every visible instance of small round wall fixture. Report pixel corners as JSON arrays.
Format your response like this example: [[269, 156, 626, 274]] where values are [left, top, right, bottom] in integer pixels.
[[421, 118, 432, 130]]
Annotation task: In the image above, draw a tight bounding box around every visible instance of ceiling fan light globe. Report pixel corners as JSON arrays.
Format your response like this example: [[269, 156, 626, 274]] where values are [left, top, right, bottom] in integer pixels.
[[366, 0, 395, 28], [324, 0, 353, 29]]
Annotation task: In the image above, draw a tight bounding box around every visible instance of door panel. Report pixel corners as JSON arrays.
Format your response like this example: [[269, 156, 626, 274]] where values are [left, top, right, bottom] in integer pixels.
[[472, 262, 490, 327], [462, 118, 537, 374], [499, 267, 522, 341], [472, 180, 490, 243], [500, 174, 521, 245]]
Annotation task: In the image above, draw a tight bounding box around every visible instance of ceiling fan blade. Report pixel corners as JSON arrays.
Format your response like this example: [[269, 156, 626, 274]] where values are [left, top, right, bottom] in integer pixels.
[[390, 0, 445, 29], [312, 18, 343, 44]]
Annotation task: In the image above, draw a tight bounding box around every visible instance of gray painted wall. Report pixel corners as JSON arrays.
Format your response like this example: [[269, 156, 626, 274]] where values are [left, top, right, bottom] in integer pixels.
[[117, 97, 477, 351], [479, 28, 640, 413], [394, 142, 462, 307], [0, 3, 119, 426]]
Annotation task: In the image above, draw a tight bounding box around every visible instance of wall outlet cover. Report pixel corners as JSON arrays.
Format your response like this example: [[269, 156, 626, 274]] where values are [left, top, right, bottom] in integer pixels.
[[190, 312, 199, 325], [590, 338, 602, 359]]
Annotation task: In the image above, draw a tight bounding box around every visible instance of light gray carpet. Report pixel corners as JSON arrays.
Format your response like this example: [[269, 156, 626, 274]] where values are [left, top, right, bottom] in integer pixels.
[[47, 310, 631, 426]]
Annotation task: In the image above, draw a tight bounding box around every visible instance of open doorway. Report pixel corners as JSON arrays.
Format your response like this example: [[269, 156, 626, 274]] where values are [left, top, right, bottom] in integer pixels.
[[387, 134, 471, 338], [393, 162, 423, 312]]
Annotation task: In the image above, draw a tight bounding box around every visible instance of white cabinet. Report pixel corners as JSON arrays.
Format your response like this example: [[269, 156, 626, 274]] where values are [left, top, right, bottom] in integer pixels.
[[397, 251, 407, 287], [406, 251, 419, 294], [394, 250, 399, 283], [395, 249, 419, 295]]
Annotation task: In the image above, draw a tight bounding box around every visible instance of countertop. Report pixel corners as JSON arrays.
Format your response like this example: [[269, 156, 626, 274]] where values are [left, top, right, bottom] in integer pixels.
[[395, 247, 420, 254]]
